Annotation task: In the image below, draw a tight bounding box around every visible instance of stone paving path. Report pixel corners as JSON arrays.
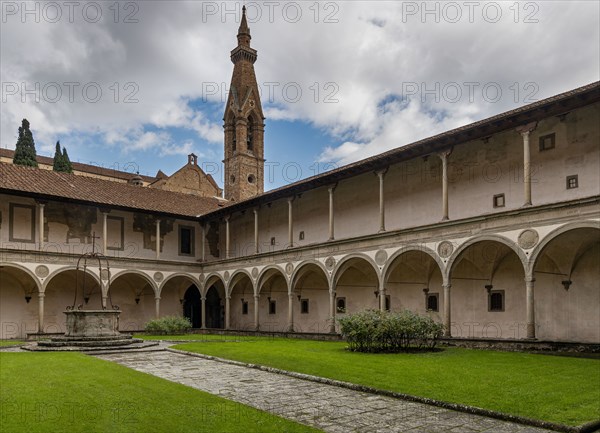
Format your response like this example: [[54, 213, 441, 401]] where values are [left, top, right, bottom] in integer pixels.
[[95, 350, 554, 433]]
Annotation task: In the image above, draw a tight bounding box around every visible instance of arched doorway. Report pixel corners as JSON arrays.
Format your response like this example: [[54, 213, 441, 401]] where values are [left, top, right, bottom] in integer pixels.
[[532, 226, 599, 342], [449, 239, 525, 339], [183, 285, 201, 328], [257, 267, 288, 332], [205, 286, 223, 329], [0, 264, 40, 338], [110, 272, 156, 331], [291, 262, 330, 333], [228, 271, 254, 331]]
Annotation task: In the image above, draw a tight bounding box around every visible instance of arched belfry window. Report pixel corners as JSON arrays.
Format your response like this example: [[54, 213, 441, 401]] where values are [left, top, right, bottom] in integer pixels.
[[247, 116, 254, 152]]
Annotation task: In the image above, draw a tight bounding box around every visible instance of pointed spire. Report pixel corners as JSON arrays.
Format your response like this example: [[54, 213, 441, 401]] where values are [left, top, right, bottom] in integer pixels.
[[237, 5, 251, 47]]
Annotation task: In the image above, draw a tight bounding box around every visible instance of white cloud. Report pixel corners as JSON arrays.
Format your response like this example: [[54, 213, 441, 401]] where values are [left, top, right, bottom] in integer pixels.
[[1, 0, 598, 170]]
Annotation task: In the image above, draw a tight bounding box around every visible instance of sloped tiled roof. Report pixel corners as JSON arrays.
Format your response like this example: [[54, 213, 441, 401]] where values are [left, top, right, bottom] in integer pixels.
[[0, 163, 222, 218], [0, 148, 157, 183]]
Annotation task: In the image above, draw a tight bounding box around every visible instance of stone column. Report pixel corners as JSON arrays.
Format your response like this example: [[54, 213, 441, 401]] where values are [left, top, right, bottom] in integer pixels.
[[438, 151, 450, 221], [254, 208, 259, 254], [37, 202, 45, 250], [287, 293, 294, 332], [201, 223, 206, 262], [288, 198, 294, 247], [329, 290, 336, 334], [154, 297, 160, 319], [379, 286, 386, 311], [38, 292, 45, 333], [253, 294, 260, 331], [101, 295, 108, 310], [517, 122, 537, 206], [201, 296, 207, 329], [102, 211, 108, 253], [225, 295, 231, 330], [155, 219, 161, 260], [526, 278, 536, 339], [225, 216, 230, 259], [328, 185, 335, 241], [376, 170, 386, 232], [443, 283, 451, 337]]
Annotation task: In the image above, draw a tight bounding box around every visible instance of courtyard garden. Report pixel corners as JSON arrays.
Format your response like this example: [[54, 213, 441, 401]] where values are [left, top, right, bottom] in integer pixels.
[[0, 351, 320, 433], [132, 335, 600, 427]]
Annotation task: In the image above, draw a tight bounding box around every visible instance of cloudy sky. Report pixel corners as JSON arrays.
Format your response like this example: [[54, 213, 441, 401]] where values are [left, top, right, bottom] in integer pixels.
[[1, 1, 598, 189]]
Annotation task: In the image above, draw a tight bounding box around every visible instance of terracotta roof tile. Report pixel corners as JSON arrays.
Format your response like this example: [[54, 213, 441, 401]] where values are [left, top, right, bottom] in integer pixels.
[[0, 163, 221, 218]]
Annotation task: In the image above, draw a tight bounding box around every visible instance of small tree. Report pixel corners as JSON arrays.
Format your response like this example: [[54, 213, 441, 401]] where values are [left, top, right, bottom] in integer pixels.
[[62, 147, 73, 173], [13, 119, 38, 167], [52, 141, 64, 171]]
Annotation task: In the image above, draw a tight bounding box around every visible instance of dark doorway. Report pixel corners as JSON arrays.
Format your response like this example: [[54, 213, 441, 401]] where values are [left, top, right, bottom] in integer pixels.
[[183, 285, 201, 328], [205, 286, 224, 329]]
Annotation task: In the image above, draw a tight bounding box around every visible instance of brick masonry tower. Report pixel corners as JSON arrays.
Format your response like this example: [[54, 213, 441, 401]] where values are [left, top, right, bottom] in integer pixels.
[[223, 6, 265, 202]]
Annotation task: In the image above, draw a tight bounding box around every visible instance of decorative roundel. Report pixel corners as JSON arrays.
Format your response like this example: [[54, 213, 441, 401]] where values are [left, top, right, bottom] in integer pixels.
[[437, 241, 454, 259], [100, 269, 110, 281], [325, 256, 336, 271], [285, 263, 293, 275], [375, 250, 388, 266], [153, 272, 164, 282], [224, 271, 230, 281], [251, 267, 259, 279], [518, 229, 539, 249], [35, 265, 49, 278], [198, 273, 205, 283]]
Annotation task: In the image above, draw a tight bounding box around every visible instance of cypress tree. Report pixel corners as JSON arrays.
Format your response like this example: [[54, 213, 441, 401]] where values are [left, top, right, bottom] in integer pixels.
[[13, 119, 38, 167], [52, 141, 64, 171], [61, 147, 73, 173]]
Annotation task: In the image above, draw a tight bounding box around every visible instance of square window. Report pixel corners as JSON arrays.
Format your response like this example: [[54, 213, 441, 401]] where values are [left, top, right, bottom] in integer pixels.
[[9, 203, 35, 243], [488, 290, 505, 312], [566, 175, 578, 190], [299, 231, 305, 241], [539, 133, 555, 151], [270, 237, 276, 246], [336, 297, 346, 314], [106, 216, 124, 251], [301, 299, 309, 314], [242, 301, 249, 315], [269, 300, 277, 315], [179, 225, 195, 256], [426, 293, 439, 312], [493, 194, 505, 208]]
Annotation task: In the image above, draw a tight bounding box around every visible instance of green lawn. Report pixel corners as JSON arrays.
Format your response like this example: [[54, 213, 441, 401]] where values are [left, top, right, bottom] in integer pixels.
[[0, 340, 24, 347], [0, 352, 320, 433], [135, 333, 262, 342], [169, 337, 600, 427]]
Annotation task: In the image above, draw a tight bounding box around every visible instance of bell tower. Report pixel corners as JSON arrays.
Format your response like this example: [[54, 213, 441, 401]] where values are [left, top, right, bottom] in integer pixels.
[[223, 6, 265, 202]]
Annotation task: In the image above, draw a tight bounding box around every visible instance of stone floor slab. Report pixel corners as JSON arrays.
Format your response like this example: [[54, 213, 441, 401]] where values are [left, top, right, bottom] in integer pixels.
[[95, 351, 555, 433]]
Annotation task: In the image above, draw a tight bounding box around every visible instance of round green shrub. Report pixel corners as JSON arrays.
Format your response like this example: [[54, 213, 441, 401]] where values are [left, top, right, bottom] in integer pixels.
[[144, 316, 192, 335]]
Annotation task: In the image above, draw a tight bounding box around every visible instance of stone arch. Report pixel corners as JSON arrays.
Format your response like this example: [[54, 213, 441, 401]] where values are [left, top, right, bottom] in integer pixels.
[[109, 270, 159, 331], [290, 260, 331, 333], [332, 253, 380, 288], [256, 265, 289, 332], [256, 265, 288, 295], [42, 266, 101, 293], [203, 273, 226, 297], [42, 266, 103, 334], [382, 246, 445, 316], [111, 270, 158, 297], [447, 235, 528, 339], [333, 254, 380, 315], [382, 245, 445, 285], [447, 235, 527, 281], [529, 223, 600, 342], [0, 263, 42, 338], [203, 273, 226, 329], [529, 221, 600, 270], [228, 269, 255, 331], [159, 273, 200, 296]]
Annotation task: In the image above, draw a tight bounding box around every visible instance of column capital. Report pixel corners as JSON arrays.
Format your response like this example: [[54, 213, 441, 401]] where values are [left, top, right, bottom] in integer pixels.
[[36, 201, 46, 207], [253, 207, 259, 215], [154, 297, 161, 301], [201, 296, 206, 302], [327, 183, 338, 193], [525, 277, 536, 284], [437, 149, 452, 160], [226, 295, 232, 300], [224, 215, 230, 222], [254, 294, 260, 300], [38, 292, 45, 299], [374, 168, 388, 178], [516, 121, 537, 135]]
